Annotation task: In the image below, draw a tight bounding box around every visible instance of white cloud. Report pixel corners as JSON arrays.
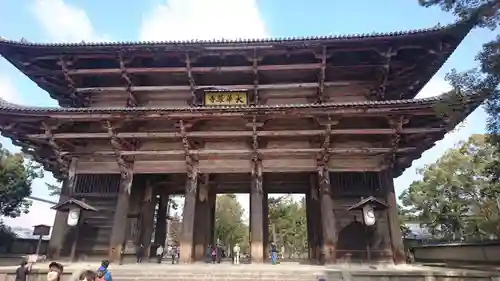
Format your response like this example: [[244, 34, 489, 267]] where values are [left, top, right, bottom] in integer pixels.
[[0, 74, 22, 104], [2, 201, 56, 231], [139, 0, 268, 41], [30, 0, 106, 42]]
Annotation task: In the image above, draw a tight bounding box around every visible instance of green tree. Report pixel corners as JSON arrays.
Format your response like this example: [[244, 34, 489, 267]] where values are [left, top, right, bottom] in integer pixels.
[[0, 144, 42, 218], [214, 194, 246, 248], [268, 196, 307, 258], [399, 135, 500, 240], [0, 220, 16, 247], [417, 0, 500, 179]]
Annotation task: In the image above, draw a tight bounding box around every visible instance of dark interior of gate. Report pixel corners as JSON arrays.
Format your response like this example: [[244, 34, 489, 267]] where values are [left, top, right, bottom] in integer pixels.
[[58, 171, 394, 263]]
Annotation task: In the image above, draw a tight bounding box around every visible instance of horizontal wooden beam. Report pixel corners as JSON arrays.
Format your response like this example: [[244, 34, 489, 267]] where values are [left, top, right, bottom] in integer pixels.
[[76, 81, 353, 93], [26, 127, 445, 140], [64, 147, 416, 157], [51, 63, 384, 76]]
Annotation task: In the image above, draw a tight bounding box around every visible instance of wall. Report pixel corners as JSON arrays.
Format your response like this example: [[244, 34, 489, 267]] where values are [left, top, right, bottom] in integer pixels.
[[0, 238, 48, 255], [412, 241, 500, 264]]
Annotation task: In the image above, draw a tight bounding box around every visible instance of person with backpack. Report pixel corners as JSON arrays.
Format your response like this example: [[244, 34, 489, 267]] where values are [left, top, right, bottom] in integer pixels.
[[96, 260, 112, 281]]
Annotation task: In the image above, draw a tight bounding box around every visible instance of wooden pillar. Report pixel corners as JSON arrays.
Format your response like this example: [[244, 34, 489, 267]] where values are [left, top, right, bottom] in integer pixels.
[[318, 167, 337, 264], [140, 181, 157, 258], [305, 191, 314, 260], [383, 170, 406, 264], [109, 169, 134, 262], [48, 179, 70, 259], [179, 163, 198, 263], [154, 193, 168, 247], [250, 160, 264, 263], [262, 192, 269, 261], [194, 176, 210, 261], [207, 186, 216, 247], [307, 174, 323, 264]]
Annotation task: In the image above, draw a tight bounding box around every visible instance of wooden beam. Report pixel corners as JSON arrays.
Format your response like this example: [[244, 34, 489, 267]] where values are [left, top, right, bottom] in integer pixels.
[[26, 127, 446, 140], [62, 147, 417, 158], [76, 81, 354, 93], [118, 52, 138, 107], [35, 62, 387, 76]]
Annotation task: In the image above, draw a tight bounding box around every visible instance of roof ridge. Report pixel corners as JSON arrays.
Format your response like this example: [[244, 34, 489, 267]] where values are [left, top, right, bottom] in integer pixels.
[[0, 18, 471, 47]]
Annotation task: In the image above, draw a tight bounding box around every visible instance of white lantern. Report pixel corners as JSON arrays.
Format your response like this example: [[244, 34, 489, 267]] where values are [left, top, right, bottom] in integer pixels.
[[362, 204, 376, 226], [67, 207, 81, 226]]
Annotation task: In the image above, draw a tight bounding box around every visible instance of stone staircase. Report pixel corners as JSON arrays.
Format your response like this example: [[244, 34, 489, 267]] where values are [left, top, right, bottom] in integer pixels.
[[110, 264, 334, 281], [107, 263, 498, 281]]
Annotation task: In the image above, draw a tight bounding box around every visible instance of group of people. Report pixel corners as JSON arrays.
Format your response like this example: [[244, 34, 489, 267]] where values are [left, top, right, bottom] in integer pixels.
[[16, 260, 65, 281], [138, 243, 180, 264], [80, 260, 113, 281]]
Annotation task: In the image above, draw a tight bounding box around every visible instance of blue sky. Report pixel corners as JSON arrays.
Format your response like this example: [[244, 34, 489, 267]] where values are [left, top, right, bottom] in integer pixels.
[[0, 0, 496, 228]]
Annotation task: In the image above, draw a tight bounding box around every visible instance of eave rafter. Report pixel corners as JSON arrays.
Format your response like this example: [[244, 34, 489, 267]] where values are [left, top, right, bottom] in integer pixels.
[[105, 120, 134, 192], [118, 51, 138, 107]]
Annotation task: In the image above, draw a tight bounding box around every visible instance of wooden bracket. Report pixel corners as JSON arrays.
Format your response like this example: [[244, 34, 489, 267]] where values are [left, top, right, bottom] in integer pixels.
[[252, 48, 260, 105], [179, 120, 198, 194], [58, 56, 81, 104], [386, 116, 409, 167], [41, 121, 69, 175], [185, 52, 198, 105], [118, 51, 138, 107], [316, 46, 327, 104], [105, 120, 134, 193]]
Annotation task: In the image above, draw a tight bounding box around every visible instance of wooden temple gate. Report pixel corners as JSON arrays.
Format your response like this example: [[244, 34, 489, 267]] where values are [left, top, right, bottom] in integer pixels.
[[0, 17, 481, 264]]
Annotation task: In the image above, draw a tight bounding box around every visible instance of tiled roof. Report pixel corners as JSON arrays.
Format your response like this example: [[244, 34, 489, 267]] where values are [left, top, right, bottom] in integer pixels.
[[0, 93, 484, 114], [0, 19, 472, 49]]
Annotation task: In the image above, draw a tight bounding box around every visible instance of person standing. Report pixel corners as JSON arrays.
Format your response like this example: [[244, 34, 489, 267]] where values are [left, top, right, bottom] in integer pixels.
[[97, 260, 112, 281], [15, 259, 32, 281], [233, 244, 241, 265], [156, 244, 164, 264], [136, 244, 145, 263], [270, 243, 278, 265], [210, 245, 217, 264], [170, 245, 177, 264]]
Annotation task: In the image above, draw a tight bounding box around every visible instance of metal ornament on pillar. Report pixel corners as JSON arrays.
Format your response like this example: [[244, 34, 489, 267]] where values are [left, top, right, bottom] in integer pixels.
[[67, 207, 81, 226], [362, 204, 376, 226]]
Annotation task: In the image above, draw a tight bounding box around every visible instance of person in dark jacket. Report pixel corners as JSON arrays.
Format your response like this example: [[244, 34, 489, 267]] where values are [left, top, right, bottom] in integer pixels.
[[15, 259, 31, 281], [136, 244, 145, 263]]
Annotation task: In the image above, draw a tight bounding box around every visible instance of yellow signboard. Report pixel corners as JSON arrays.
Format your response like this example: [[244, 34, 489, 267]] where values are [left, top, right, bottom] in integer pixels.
[[204, 91, 248, 106]]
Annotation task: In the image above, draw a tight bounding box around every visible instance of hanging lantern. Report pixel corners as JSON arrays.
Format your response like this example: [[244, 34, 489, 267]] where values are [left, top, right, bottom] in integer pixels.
[[67, 207, 81, 226], [362, 204, 376, 226]]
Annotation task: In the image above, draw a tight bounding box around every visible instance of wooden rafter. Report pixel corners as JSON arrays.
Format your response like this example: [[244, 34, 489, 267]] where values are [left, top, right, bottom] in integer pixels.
[[118, 52, 138, 107], [317, 46, 327, 104], [184, 53, 197, 105], [26, 127, 445, 140], [252, 49, 260, 104]]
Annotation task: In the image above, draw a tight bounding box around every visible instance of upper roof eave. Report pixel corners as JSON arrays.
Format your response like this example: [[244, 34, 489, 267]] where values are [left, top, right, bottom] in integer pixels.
[[0, 18, 474, 51], [0, 93, 485, 117]]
